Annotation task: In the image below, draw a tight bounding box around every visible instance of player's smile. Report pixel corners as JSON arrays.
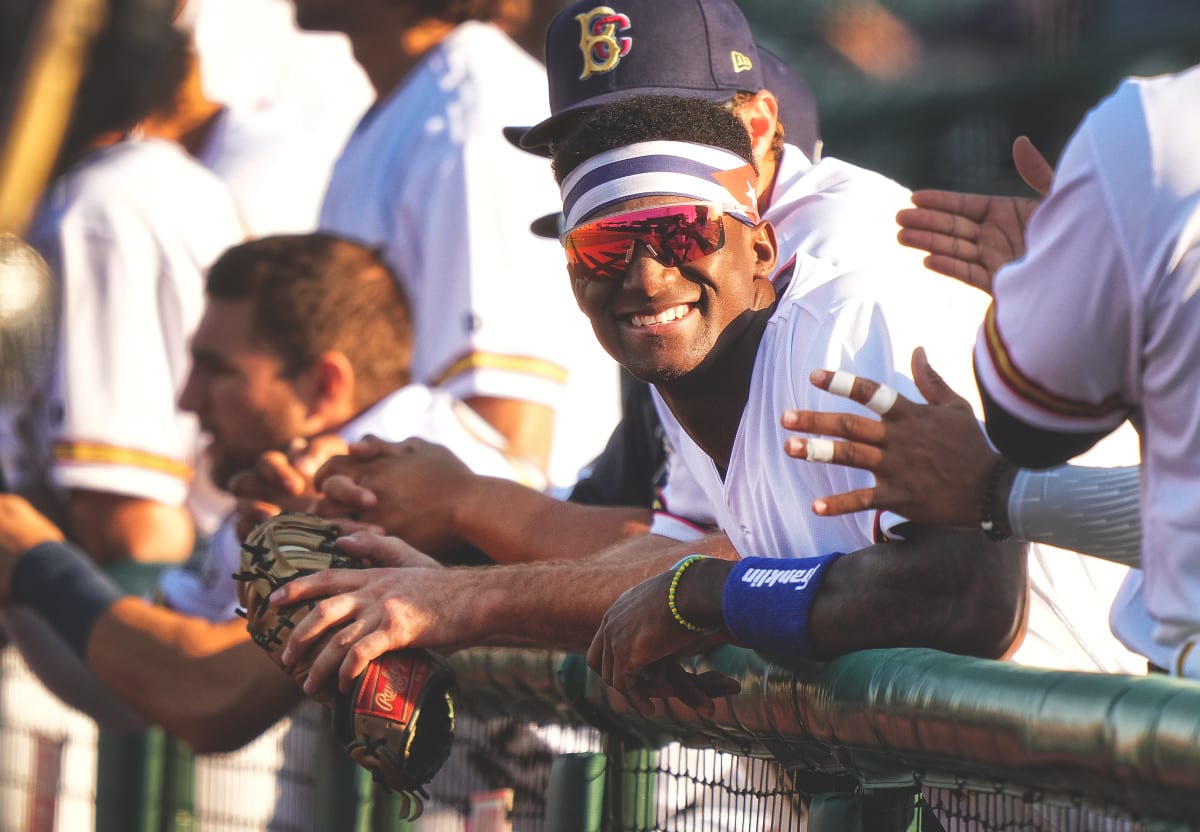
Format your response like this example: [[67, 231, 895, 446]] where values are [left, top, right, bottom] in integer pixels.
[[571, 196, 777, 387]]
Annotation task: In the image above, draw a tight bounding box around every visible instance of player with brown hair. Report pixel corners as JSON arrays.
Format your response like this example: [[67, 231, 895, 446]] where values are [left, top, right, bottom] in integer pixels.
[[0, 233, 531, 765]]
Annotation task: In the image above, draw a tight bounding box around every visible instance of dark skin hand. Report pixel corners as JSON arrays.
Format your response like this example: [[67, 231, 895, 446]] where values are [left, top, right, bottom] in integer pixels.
[[896, 136, 1053, 295], [781, 347, 999, 528], [587, 524, 1028, 716]]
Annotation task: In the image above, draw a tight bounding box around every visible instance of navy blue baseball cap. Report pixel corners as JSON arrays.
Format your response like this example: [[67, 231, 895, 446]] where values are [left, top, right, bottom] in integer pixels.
[[510, 43, 823, 164], [520, 0, 766, 150]]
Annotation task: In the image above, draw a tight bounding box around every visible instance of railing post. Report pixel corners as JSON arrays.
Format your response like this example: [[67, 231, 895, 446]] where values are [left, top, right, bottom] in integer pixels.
[[94, 562, 191, 832], [544, 752, 606, 832], [604, 738, 657, 832]]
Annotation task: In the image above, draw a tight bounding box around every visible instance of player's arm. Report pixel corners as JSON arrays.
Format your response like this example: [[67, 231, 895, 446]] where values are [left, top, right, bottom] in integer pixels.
[[464, 395, 554, 473], [587, 524, 1026, 715], [45, 215, 202, 564], [781, 353, 1142, 566], [313, 436, 651, 562], [67, 489, 194, 564], [0, 606, 147, 732], [975, 380, 1110, 469], [270, 530, 740, 696], [971, 122, 1134, 466], [0, 495, 300, 752], [270, 513, 1025, 699], [88, 600, 301, 752]]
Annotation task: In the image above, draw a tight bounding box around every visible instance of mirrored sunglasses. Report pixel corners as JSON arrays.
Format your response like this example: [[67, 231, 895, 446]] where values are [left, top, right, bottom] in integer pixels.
[[562, 203, 751, 282]]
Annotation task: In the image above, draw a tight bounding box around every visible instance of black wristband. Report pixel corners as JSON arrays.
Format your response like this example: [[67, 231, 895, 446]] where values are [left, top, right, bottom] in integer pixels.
[[10, 541, 123, 658], [980, 458, 1013, 542]]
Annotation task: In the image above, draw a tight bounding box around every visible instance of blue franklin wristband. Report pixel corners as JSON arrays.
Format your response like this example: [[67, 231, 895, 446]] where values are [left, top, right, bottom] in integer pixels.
[[721, 553, 843, 659]]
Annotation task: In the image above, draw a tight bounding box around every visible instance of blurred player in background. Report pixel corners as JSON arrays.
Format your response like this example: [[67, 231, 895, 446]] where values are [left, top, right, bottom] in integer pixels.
[[296, 0, 619, 486], [9, 11, 244, 564], [0, 233, 541, 827], [152, 1, 370, 236]]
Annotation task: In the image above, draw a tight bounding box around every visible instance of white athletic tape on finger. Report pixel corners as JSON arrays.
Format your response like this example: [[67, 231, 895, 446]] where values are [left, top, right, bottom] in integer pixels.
[[805, 438, 835, 463], [866, 384, 898, 416], [827, 371, 856, 398]]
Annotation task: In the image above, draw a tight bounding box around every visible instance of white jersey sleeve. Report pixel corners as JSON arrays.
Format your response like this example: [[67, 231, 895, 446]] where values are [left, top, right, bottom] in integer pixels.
[[973, 118, 1137, 435], [976, 67, 1200, 672], [30, 140, 244, 505]]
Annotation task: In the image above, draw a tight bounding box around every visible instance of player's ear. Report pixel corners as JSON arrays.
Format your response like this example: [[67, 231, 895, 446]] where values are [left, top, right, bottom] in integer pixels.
[[752, 219, 778, 278], [749, 220, 778, 310], [735, 91, 780, 166], [305, 352, 356, 425]]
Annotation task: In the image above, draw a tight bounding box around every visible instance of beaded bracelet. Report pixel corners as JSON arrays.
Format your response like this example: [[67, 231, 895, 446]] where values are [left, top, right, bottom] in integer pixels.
[[980, 457, 1012, 541], [667, 554, 709, 633]]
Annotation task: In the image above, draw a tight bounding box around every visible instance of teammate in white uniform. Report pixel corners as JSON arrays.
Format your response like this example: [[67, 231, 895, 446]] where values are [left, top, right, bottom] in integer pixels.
[[303, 1, 618, 485], [0, 233, 541, 828], [973, 66, 1200, 678], [160, 384, 531, 621], [21, 133, 244, 563], [182, 0, 372, 137]]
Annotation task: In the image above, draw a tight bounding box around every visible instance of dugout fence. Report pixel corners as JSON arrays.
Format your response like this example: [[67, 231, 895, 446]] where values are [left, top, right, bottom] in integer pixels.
[[1, 639, 1199, 831]]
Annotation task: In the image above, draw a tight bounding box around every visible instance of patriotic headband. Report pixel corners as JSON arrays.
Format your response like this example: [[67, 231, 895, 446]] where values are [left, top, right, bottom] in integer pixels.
[[559, 140, 759, 232]]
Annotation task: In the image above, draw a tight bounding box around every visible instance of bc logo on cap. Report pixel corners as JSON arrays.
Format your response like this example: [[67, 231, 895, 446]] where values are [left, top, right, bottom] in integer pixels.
[[576, 6, 632, 80]]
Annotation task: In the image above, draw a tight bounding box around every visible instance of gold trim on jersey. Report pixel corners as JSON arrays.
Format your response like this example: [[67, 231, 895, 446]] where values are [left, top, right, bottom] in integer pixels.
[[433, 352, 570, 388], [53, 441, 194, 481], [982, 303, 1129, 420]]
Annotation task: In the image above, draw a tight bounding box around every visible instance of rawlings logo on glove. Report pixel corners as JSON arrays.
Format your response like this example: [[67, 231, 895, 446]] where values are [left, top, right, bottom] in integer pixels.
[[236, 512, 456, 820]]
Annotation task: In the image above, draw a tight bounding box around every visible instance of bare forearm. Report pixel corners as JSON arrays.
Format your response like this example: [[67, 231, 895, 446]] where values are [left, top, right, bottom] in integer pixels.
[[69, 491, 194, 564], [455, 476, 652, 564], [464, 396, 554, 472], [87, 599, 300, 751], [0, 606, 146, 732], [468, 532, 738, 651], [811, 528, 1028, 659]]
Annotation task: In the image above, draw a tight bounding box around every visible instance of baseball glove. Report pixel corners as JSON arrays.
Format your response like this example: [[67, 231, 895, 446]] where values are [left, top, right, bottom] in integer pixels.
[[235, 512, 457, 819]]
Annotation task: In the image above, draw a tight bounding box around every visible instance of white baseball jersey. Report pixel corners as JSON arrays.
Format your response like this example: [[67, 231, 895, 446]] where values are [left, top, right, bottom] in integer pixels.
[[766, 145, 934, 283], [974, 66, 1200, 676], [318, 21, 619, 487], [158, 383, 538, 619], [22, 138, 244, 506], [654, 144, 985, 528], [655, 255, 972, 560], [196, 105, 350, 237], [183, 0, 372, 131], [653, 144, 1139, 672]]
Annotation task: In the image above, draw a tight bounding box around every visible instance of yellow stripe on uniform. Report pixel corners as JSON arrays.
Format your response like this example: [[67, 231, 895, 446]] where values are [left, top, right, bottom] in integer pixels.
[[982, 303, 1128, 420], [53, 441, 194, 481], [433, 352, 569, 388]]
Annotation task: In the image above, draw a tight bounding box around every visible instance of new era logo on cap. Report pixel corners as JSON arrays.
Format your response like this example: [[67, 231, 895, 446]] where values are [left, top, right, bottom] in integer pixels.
[[521, 0, 765, 149]]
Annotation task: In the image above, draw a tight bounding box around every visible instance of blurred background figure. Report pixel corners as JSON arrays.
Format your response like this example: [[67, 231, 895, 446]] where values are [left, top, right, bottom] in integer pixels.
[[0, 234, 52, 490], [300, 0, 619, 488], [1, 0, 245, 565]]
